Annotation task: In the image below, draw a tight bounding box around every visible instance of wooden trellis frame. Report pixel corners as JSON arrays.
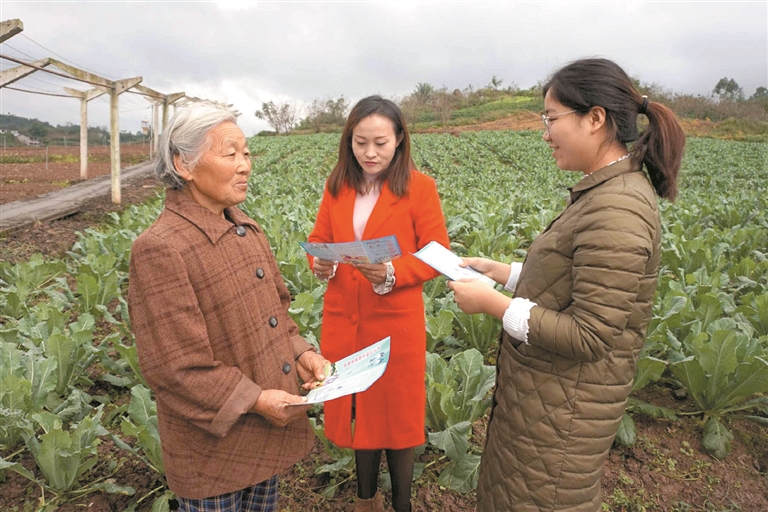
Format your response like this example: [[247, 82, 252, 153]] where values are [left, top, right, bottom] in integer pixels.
[[0, 19, 199, 204]]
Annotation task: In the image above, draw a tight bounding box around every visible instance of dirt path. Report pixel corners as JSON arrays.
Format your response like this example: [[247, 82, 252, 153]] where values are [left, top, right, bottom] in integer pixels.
[[0, 144, 150, 203], [0, 174, 162, 264], [0, 161, 155, 234], [0, 144, 161, 262]]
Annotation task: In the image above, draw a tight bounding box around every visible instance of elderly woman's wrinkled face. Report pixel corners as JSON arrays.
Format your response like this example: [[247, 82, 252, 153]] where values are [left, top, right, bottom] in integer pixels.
[[178, 121, 251, 216]]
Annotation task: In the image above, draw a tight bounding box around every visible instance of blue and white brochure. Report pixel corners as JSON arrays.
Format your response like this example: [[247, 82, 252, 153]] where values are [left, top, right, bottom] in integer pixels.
[[299, 337, 391, 404], [300, 235, 401, 265]]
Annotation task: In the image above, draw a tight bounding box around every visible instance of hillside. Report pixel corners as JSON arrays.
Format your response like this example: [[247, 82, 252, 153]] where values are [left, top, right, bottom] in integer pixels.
[[288, 83, 768, 142], [0, 114, 146, 145]]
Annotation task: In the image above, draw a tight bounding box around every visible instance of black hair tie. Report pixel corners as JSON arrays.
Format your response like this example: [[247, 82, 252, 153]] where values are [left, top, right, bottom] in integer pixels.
[[639, 96, 649, 115]]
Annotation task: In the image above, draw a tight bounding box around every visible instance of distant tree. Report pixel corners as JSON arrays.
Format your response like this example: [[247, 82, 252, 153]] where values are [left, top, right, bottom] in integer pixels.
[[300, 96, 350, 132], [326, 96, 350, 124], [431, 87, 458, 126], [396, 95, 420, 126], [713, 77, 744, 101], [301, 100, 324, 133], [413, 83, 435, 105], [504, 82, 520, 94], [528, 80, 546, 97], [459, 84, 484, 107], [488, 75, 504, 90], [750, 86, 768, 100], [254, 101, 300, 134], [29, 120, 48, 139], [629, 77, 674, 105]]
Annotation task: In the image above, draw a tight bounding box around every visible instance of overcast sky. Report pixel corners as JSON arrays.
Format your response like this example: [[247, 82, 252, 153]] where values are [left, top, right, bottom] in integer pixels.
[[1, 1, 766, 136]]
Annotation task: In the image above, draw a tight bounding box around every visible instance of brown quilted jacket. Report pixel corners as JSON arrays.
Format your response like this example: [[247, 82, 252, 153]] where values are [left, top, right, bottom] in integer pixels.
[[477, 158, 662, 511]]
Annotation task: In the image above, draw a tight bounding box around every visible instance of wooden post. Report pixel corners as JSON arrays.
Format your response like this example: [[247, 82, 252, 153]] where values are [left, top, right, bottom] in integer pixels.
[[163, 92, 185, 131], [79, 99, 88, 177], [108, 77, 142, 204], [110, 87, 120, 203], [161, 101, 168, 135], [133, 85, 184, 135], [147, 102, 154, 158], [143, 98, 159, 158], [152, 101, 160, 157], [46, 60, 142, 203], [64, 87, 106, 180]]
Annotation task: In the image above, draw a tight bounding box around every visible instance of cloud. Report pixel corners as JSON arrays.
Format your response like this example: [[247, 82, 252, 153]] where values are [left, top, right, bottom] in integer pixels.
[[1, 1, 765, 135], [215, 0, 259, 11]]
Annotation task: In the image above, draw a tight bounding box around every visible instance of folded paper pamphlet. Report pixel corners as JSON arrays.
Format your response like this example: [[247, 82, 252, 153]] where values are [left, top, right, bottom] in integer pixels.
[[413, 241, 496, 286], [300, 235, 401, 265], [291, 337, 391, 405]]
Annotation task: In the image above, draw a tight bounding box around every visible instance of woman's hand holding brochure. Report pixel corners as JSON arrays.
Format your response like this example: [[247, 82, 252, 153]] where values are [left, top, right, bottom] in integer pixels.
[[289, 337, 391, 405], [457, 257, 514, 286], [412, 241, 497, 286]]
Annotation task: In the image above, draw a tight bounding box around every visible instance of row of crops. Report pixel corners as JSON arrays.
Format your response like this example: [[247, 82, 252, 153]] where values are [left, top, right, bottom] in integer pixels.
[[1, 131, 767, 510]]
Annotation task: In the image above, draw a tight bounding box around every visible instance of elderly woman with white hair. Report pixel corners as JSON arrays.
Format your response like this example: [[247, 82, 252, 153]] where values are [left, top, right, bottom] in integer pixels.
[[128, 101, 329, 512]]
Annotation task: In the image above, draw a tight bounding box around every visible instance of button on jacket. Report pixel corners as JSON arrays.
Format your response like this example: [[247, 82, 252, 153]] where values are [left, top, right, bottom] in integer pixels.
[[128, 188, 314, 500], [477, 158, 662, 511]]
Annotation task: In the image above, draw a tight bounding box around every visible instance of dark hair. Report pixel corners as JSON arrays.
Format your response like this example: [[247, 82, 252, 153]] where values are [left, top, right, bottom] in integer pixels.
[[543, 58, 685, 201], [327, 95, 414, 198]]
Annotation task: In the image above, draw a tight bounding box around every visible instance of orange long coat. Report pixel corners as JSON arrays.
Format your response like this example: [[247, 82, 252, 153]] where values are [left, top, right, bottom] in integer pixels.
[[308, 170, 449, 449]]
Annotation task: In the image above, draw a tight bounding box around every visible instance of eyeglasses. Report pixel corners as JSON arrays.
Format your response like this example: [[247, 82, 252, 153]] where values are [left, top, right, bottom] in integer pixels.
[[541, 110, 577, 137]]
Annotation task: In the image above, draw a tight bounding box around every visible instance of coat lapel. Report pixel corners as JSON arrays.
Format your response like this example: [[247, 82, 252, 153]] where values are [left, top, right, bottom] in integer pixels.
[[362, 182, 399, 240], [330, 185, 357, 242]]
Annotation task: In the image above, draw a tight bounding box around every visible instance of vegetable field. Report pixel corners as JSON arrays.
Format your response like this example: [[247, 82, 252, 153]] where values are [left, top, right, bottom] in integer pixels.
[[1, 131, 767, 511]]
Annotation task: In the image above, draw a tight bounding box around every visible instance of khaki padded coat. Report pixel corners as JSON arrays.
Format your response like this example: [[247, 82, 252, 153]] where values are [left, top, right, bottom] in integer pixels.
[[476, 158, 662, 512]]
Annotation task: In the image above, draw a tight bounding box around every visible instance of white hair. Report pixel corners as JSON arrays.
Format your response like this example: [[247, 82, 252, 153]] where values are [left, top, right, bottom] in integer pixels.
[[154, 101, 238, 189]]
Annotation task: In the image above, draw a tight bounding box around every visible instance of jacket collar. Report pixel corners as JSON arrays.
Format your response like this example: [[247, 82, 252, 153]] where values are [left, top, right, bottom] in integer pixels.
[[164, 188, 260, 244], [330, 180, 401, 241], [568, 156, 642, 203]]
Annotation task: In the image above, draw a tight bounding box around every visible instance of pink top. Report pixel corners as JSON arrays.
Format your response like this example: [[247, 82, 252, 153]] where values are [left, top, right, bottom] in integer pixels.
[[353, 185, 380, 241]]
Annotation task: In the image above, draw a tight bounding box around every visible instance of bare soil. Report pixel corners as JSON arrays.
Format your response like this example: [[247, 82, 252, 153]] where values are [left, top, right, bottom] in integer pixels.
[[0, 135, 766, 511], [415, 111, 726, 139], [2, 385, 765, 511], [0, 174, 161, 265], [415, 111, 545, 136], [0, 143, 151, 204]]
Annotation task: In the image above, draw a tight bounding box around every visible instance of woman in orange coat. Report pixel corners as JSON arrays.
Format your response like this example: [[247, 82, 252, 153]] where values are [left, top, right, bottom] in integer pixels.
[[308, 96, 449, 512]]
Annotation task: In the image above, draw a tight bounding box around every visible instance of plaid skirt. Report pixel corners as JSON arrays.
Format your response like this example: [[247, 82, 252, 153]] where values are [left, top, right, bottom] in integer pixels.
[[177, 475, 279, 512]]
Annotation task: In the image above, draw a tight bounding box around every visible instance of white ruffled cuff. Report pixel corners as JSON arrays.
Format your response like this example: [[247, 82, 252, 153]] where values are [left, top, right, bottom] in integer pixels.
[[504, 262, 523, 292], [314, 261, 338, 282], [502, 296, 537, 344], [373, 261, 396, 295]]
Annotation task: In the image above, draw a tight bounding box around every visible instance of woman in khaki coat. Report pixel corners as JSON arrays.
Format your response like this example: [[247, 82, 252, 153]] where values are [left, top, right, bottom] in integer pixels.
[[129, 101, 329, 512], [449, 58, 686, 511]]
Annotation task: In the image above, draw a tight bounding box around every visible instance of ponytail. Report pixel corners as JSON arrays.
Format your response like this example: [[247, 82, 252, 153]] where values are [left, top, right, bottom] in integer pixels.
[[632, 98, 686, 201], [544, 58, 686, 201]]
